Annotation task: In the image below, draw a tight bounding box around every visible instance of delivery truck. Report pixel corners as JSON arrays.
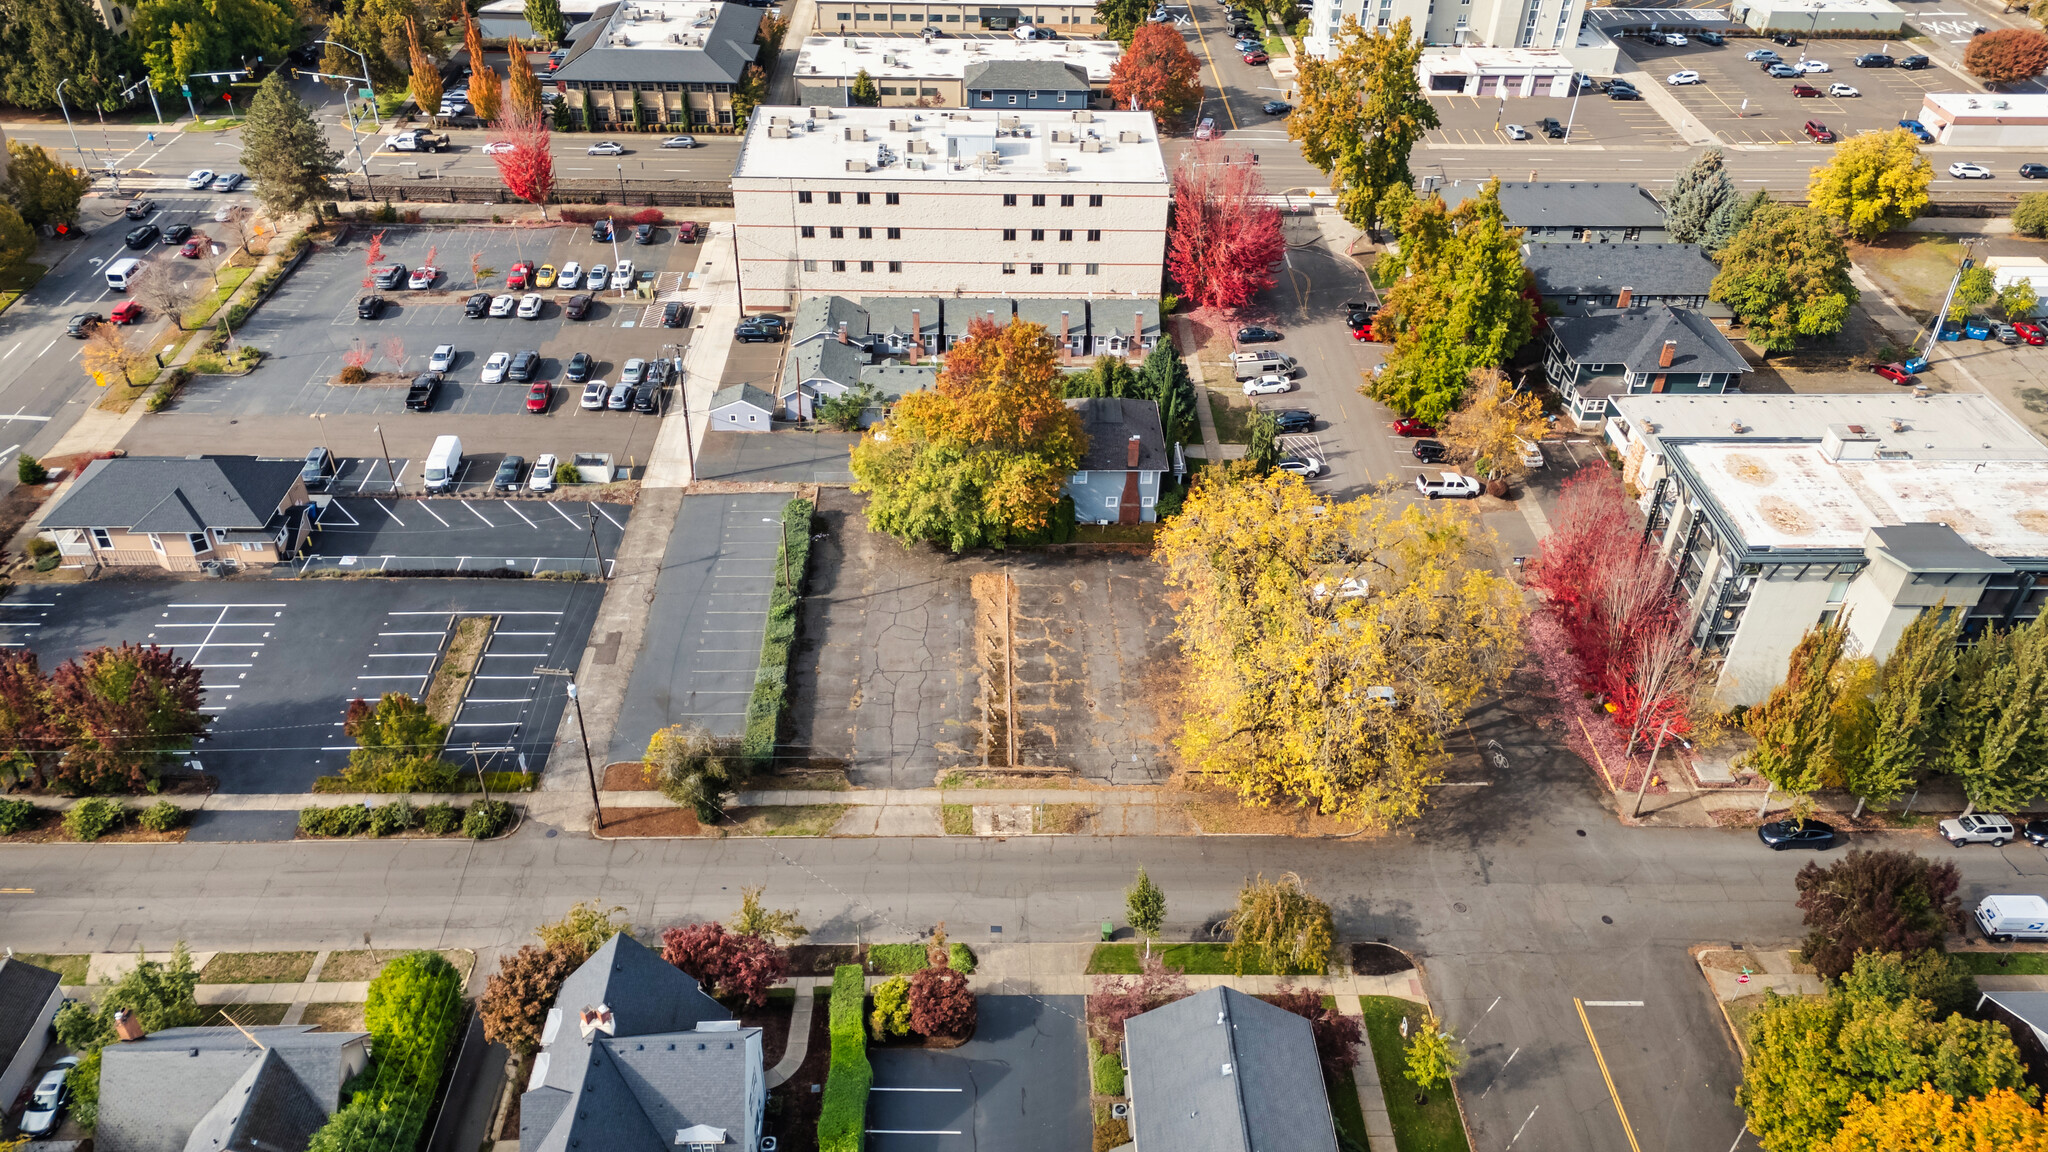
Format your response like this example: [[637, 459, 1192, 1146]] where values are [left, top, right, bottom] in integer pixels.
[[1976, 894, 2048, 942]]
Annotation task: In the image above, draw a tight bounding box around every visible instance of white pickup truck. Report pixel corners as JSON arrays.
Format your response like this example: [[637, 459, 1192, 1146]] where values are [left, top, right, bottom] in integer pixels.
[[1415, 473, 1482, 499]]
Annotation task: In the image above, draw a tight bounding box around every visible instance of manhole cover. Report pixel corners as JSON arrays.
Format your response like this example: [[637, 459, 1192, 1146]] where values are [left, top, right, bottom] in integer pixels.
[[1453, 902, 1468, 913], [1601, 915, 1613, 924]]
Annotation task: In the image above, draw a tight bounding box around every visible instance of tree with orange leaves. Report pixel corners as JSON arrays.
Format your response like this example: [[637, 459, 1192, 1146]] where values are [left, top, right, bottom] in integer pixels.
[[505, 36, 543, 122], [1825, 1086, 2048, 1152], [849, 318, 1087, 551], [1108, 23, 1203, 128], [463, 15, 503, 123]]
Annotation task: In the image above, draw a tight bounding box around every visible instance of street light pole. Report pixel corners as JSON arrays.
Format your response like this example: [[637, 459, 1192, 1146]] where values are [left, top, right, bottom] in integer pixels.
[[54, 80, 83, 164], [535, 671, 604, 830], [315, 39, 380, 127]]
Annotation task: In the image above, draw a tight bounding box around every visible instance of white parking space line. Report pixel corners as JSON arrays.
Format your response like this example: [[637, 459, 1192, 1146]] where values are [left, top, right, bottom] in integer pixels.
[[461, 501, 495, 526], [547, 502, 580, 527], [592, 502, 625, 530], [418, 502, 451, 528], [505, 502, 539, 528], [473, 675, 541, 680], [374, 502, 406, 526], [321, 501, 362, 526]]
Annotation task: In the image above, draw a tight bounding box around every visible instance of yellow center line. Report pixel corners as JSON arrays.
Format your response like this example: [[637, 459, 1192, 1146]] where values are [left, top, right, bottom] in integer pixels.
[[0, 888, 34, 893], [1184, 5, 1241, 131], [1575, 997, 1643, 1152]]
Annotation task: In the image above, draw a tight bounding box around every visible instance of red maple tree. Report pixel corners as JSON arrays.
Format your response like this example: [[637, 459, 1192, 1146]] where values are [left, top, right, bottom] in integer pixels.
[[1108, 23, 1204, 129], [1085, 953, 1190, 1050], [492, 105, 557, 221], [659, 921, 789, 1007], [907, 965, 976, 1039], [1262, 982, 1362, 1072], [48, 643, 209, 792], [1965, 28, 2048, 87], [1167, 142, 1285, 309]]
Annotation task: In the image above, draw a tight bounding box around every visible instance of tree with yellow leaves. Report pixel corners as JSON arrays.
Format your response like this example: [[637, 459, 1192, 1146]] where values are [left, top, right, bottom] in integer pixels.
[[1826, 1086, 2048, 1152], [80, 323, 141, 389], [849, 317, 1086, 552], [1153, 469, 1523, 826], [505, 36, 544, 122], [1440, 368, 1545, 480], [1807, 128, 1934, 242], [406, 19, 441, 122], [463, 14, 503, 123]]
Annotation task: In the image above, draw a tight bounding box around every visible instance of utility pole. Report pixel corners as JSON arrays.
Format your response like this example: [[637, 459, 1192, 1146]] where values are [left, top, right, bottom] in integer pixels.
[[1631, 719, 1671, 819], [314, 40, 380, 126], [373, 423, 397, 493], [585, 504, 609, 581], [55, 80, 82, 165], [471, 741, 490, 802], [536, 669, 602, 829]]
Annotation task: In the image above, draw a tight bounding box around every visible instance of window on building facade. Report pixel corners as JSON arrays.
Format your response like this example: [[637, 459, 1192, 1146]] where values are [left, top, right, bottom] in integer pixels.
[[1061, 194, 1075, 206], [1003, 228, 1017, 240], [887, 227, 901, 239], [1057, 92, 1067, 102], [1031, 228, 1045, 240], [188, 532, 209, 553], [91, 528, 111, 549], [833, 260, 847, 272], [981, 91, 995, 100], [803, 259, 818, 271], [1057, 263, 1071, 275], [828, 191, 843, 204], [1030, 263, 1044, 274], [921, 86, 939, 95], [1003, 193, 1017, 205], [888, 261, 902, 272], [801, 226, 816, 238], [798, 190, 813, 203], [1088, 193, 1103, 206], [1087, 229, 1101, 241], [858, 227, 873, 239], [860, 260, 875, 272], [830, 226, 845, 238], [886, 192, 900, 204], [1032, 194, 1047, 206], [1008, 94, 1018, 104], [1002, 263, 1017, 274], [1105, 497, 1118, 510], [880, 86, 897, 95], [1084, 263, 1099, 275], [857, 191, 871, 204], [719, 110, 734, 124], [1059, 229, 1073, 241]]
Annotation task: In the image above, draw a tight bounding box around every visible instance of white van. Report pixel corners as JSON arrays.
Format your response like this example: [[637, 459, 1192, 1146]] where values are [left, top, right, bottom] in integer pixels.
[[1233, 352, 1298, 381], [423, 435, 463, 493], [104, 258, 142, 291], [1977, 894, 2048, 942]]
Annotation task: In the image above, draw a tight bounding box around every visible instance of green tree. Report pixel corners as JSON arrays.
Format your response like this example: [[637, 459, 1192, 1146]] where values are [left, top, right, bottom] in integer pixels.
[[850, 67, 879, 106], [536, 899, 629, 956], [2018, 191, 2048, 238], [1288, 17, 1436, 231], [322, 0, 444, 92], [733, 886, 809, 944], [339, 692, 460, 791], [131, 0, 295, 98], [3, 141, 91, 229], [1951, 264, 1997, 321], [0, 203, 33, 268], [1224, 871, 1334, 975], [1740, 623, 1850, 806], [525, 0, 567, 43], [1136, 334, 1196, 445], [2003, 278, 2041, 320], [1704, 187, 1769, 254], [1807, 128, 1934, 241], [1711, 203, 1857, 353], [1246, 409, 1279, 471], [1857, 608, 1959, 816], [1095, 0, 1149, 44], [240, 72, 343, 219], [52, 943, 204, 1131], [1938, 613, 2048, 813], [1125, 867, 1166, 941], [1403, 1009, 1463, 1092], [646, 722, 737, 821], [0, 0, 125, 110], [1665, 147, 1736, 245]]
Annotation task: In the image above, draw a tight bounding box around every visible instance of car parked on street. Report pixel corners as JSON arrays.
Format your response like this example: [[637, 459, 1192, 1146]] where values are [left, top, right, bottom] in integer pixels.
[[1236, 325, 1282, 343], [66, 312, 103, 337], [1758, 818, 1837, 850], [1940, 813, 2016, 846], [1242, 374, 1291, 396]]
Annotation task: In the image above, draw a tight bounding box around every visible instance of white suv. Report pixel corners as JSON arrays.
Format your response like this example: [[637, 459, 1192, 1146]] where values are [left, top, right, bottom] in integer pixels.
[[1940, 813, 2016, 846]]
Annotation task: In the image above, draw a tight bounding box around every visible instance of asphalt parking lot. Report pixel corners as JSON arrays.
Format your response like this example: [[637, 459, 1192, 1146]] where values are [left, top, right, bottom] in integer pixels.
[[302, 495, 629, 575], [1616, 37, 1949, 145], [866, 996, 1087, 1152], [0, 578, 602, 793], [175, 224, 700, 418], [696, 431, 858, 483], [1424, 90, 1681, 148]]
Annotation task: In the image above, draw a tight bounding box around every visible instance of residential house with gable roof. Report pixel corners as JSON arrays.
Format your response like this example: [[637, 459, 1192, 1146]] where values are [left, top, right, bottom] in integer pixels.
[[38, 455, 311, 571], [1122, 986, 1339, 1152], [97, 1025, 370, 1152]]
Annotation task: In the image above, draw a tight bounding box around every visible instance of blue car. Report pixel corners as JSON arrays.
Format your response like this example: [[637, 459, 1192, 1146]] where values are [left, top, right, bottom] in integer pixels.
[[1966, 316, 1994, 339], [1899, 119, 1934, 143]]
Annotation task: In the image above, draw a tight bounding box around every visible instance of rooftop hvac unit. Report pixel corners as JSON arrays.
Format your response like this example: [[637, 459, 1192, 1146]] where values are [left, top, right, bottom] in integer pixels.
[[1072, 109, 1093, 121], [979, 150, 1000, 165], [999, 116, 1020, 130], [847, 159, 870, 172], [769, 116, 791, 127], [890, 119, 913, 131], [810, 105, 836, 119], [769, 125, 791, 138], [1046, 158, 1068, 172], [908, 138, 932, 153], [843, 36, 856, 46], [1118, 130, 1141, 142], [907, 156, 924, 169], [669, 32, 681, 42], [846, 126, 868, 141], [1051, 129, 1071, 142], [1080, 139, 1103, 152], [882, 54, 894, 65]]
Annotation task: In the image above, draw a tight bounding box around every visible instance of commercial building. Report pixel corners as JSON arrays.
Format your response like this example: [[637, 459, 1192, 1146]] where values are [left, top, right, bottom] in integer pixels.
[[1438, 180, 1667, 242], [1418, 47, 1577, 96], [733, 105, 1170, 310], [1522, 243, 1720, 316], [40, 455, 312, 572], [1305, 0, 1588, 59], [813, 0, 1103, 36], [791, 35, 1116, 107], [1987, 256, 2048, 318], [1730, 0, 1906, 35], [1607, 393, 2048, 704], [476, 0, 612, 40], [550, 0, 765, 131], [1918, 92, 2048, 148], [1545, 306, 1750, 426]]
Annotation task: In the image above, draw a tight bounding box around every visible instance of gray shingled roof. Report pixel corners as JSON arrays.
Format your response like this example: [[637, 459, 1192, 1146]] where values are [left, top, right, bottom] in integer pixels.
[[858, 360, 937, 399], [0, 959, 60, 1068], [1015, 298, 1091, 341], [712, 383, 779, 414], [962, 59, 1089, 92], [1870, 523, 2011, 574], [552, 2, 760, 86], [1549, 306, 1750, 377], [862, 296, 942, 347], [97, 1027, 367, 1152], [1441, 181, 1665, 230], [42, 456, 302, 533], [182, 1047, 332, 1152], [1097, 299, 1160, 341], [1065, 397, 1168, 472], [520, 934, 758, 1152], [1125, 987, 1337, 1152], [1522, 242, 1717, 300], [945, 298, 1017, 342]]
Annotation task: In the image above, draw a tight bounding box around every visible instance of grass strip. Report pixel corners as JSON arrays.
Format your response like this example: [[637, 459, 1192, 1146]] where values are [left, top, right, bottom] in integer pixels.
[[942, 803, 973, 835], [423, 615, 494, 724], [1085, 942, 1321, 976], [1955, 951, 2048, 975], [199, 950, 318, 984], [16, 953, 88, 984], [1359, 995, 1471, 1152], [0, 262, 48, 317], [178, 264, 255, 329], [744, 497, 814, 763]]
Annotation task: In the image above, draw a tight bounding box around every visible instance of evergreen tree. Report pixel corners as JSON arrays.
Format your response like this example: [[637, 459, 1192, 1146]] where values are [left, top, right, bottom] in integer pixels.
[[1704, 188, 1769, 254], [1740, 623, 1849, 804], [1941, 614, 2048, 813], [0, 0, 125, 110], [241, 72, 343, 219], [2, 141, 92, 229], [525, 0, 567, 43], [850, 68, 879, 106], [1665, 148, 1735, 246], [1125, 867, 1166, 940], [1870, 608, 1962, 811]]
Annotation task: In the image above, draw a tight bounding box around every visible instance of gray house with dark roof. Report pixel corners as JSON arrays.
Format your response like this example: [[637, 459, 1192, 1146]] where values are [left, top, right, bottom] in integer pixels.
[[1064, 397, 1169, 524], [0, 958, 63, 1118], [551, 0, 763, 131], [97, 1026, 370, 1152], [1544, 306, 1750, 427], [1123, 986, 1338, 1152], [1522, 242, 1720, 316], [779, 296, 937, 424], [1441, 181, 1667, 243], [521, 933, 764, 1152], [963, 59, 1091, 109], [40, 455, 311, 572]]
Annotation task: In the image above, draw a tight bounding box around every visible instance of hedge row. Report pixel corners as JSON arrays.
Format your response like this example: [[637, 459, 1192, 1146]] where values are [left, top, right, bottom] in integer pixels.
[[743, 497, 815, 762], [819, 963, 871, 1152], [868, 942, 976, 976], [299, 799, 510, 839], [0, 797, 186, 840]]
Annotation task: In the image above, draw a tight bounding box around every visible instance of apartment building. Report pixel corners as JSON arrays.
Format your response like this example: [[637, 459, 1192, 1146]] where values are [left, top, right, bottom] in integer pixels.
[[732, 105, 1169, 310], [550, 0, 763, 131], [1304, 0, 1587, 57], [790, 36, 1117, 107], [1607, 393, 2048, 704]]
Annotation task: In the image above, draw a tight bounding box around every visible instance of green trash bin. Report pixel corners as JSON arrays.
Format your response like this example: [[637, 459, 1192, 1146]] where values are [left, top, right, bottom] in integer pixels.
[[1101, 921, 1115, 942]]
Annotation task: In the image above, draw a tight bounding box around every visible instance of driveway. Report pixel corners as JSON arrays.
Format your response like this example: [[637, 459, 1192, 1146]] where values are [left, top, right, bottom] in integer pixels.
[[867, 996, 1088, 1152]]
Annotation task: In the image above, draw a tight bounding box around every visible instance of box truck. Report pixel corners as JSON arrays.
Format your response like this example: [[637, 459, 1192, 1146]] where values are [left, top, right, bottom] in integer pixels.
[[1977, 894, 2048, 942], [423, 435, 463, 493]]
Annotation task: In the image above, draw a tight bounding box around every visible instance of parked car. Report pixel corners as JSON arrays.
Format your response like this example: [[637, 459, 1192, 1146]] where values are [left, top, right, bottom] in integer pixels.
[[1538, 117, 1566, 138], [1504, 123, 1530, 140], [2026, 819, 2048, 846], [611, 261, 635, 290], [1745, 48, 1780, 62], [1242, 374, 1291, 396], [1898, 54, 1930, 69], [1697, 29, 1725, 44], [1950, 161, 1993, 179], [357, 294, 384, 319], [409, 266, 439, 289], [661, 135, 699, 148], [1275, 456, 1324, 479], [1870, 362, 1915, 385], [660, 300, 688, 328], [66, 312, 103, 337], [480, 352, 512, 383], [1661, 32, 1687, 44], [581, 379, 608, 409], [301, 446, 337, 492], [1828, 83, 1860, 97], [1413, 438, 1448, 462], [508, 350, 539, 382], [679, 221, 700, 243], [735, 316, 786, 342], [1899, 119, 1934, 142], [559, 261, 583, 289], [1770, 32, 1799, 44], [1852, 52, 1893, 67], [588, 141, 625, 155], [1243, 50, 1269, 64], [1791, 83, 1823, 99], [621, 358, 646, 386], [1609, 86, 1642, 99], [1758, 818, 1837, 851], [1393, 417, 1436, 437], [109, 300, 143, 325], [124, 223, 160, 248], [607, 379, 634, 410], [429, 344, 456, 373], [19, 1055, 82, 1137], [1667, 70, 1701, 85], [1415, 472, 1482, 499], [489, 294, 517, 318], [1940, 813, 2016, 846], [179, 237, 205, 258], [1237, 325, 1282, 343], [633, 380, 662, 414], [534, 264, 556, 288], [588, 264, 609, 290], [1803, 119, 1834, 141], [566, 351, 594, 382], [494, 455, 526, 491], [1766, 63, 1801, 78], [592, 219, 613, 242], [1195, 117, 1216, 140], [372, 264, 407, 289], [565, 293, 593, 320], [529, 453, 558, 491], [2017, 321, 2046, 345], [465, 292, 492, 317], [1999, 323, 2023, 345], [1798, 59, 1830, 72], [517, 293, 545, 320], [404, 371, 440, 411], [212, 172, 245, 191], [162, 223, 191, 244], [507, 261, 534, 290], [1271, 408, 1314, 432], [635, 223, 655, 244]]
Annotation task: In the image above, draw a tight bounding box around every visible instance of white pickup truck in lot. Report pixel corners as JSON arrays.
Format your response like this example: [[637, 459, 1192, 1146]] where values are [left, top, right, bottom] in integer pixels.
[[1415, 473, 1482, 499]]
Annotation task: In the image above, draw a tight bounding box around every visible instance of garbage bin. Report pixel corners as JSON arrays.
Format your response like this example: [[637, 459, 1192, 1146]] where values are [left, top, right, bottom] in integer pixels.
[[1101, 921, 1114, 942]]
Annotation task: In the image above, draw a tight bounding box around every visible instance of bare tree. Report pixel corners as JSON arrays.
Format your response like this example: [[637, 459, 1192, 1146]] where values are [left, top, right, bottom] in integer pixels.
[[217, 206, 255, 255], [132, 263, 203, 332]]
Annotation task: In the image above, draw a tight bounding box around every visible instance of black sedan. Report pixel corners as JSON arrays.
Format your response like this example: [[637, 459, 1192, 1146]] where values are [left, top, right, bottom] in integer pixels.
[[1272, 408, 1314, 432], [162, 223, 193, 245], [65, 312, 104, 338], [662, 300, 689, 328], [464, 292, 492, 317], [124, 224, 160, 249], [1412, 438, 1448, 463], [2023, 164, 2048, 179], [493, 455, 526, 492], [635, 222, 656, 244], [1261, 100, 1292, 115], [1236, 325, 1282, 344], [1758, 818, 1838, 850], [565, 293, 593, 320], [566, 351, 594, 383], [357, 294, 384, 319], [2025, 819, 2048, 846]]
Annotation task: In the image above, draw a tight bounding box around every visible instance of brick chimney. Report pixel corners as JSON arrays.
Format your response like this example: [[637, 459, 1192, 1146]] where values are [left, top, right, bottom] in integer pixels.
[[1127, 434, 1141, 467], [578, 1004, 616, 1039], [1658, 340, 1677, 368], [1131, 311, 1144, 362], [836, 322, 848, 345], [1616, 287, 1633, 308], [910, 308, 922, 364], [1060, 311, 1071, 362], [114, 1009, 145, 1042]]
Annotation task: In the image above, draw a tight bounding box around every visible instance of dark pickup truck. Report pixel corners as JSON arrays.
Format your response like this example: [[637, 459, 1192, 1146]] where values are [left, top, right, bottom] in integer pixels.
[[404, 371, 442, 412]]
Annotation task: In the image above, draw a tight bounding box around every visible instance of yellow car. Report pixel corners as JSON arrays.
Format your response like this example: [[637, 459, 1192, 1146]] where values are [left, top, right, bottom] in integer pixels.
[[535, 263, 558, 288]]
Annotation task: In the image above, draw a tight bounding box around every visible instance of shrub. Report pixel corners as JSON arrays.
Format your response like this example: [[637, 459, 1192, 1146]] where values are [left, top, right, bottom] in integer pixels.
[[0, 797, 37, 834], [463, 798, 513, 838], [63, 797, 123, 841], [330, 803, 372, 836], [479, 943, 583, 1056], [631, 207, 665, 224], [744, 498, 814, 763], [1225, 871, 1334, 976], [1087, 953, 1191, 1052], [1090, 1039, 1125, 1095], [538, 901, 629, 956], [949, 942, 976, 974], [2018, 192, 2048, 238], [369, 799, 417, 837], [299, 805, 330, 835], [660, 921, 789, 1007], [313, 951, 464, 1152], [26, 537, 58, 560], [137, 800, 185, 832], [908, 965, 976, 1039], [647, 723, 738, 822], [17, 453, 46, 484], [336, 363, 369, 384], [1795, 849, 1964, 980], [871, 974, 912, 1039], [420, 801, 461, 834], [820, 964, 872, 1152]]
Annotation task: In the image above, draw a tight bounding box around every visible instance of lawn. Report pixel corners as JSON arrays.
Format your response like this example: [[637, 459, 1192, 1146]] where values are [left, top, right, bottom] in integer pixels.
[[17, 953, 88, 984], [942, 803, 973, 835], [1072, 523, 1158, 545], [1033, 803, 1091, 833], [178, 263, 255, 329], [0, 262, 48, 317], [1847, 234, 1968, 323], [184, 116, 244, 132], [300, 1001, 366, 1031], [1085, 942, 1324, 976], [200, 1003, 290, 1027], [199, 951, 318, 984], [1327, 1061, 1370, 1151], [717, 804, 847, 836], [318, 948, 476, 983], [1955, 951, 2048, 975], [1359, 995, 1471, 1152], [1209, 390, 1255, 443]]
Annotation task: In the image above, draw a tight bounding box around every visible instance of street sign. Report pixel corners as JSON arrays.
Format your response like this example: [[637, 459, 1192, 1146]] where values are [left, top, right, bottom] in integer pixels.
[[359, 88, 374, 99]]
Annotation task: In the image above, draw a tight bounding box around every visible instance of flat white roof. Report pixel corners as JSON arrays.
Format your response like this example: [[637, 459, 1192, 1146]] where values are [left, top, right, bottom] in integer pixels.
[[479, 0, 611, 12], [1741, 0, 1901, 12], [734, 105, 1167, 184], [1420, 46, 1576, 69], [1925, 91, 2048, 117], [1612, 393, 2048, 462], [587, 0, 729, 51], [794, 35, 1121, 81]]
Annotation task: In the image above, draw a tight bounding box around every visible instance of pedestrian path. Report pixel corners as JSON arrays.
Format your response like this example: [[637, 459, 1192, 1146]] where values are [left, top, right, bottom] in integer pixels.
[[765, 976, 819, 1088]]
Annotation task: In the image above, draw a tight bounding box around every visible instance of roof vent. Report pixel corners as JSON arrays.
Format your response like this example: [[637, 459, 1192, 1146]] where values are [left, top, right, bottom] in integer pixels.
[[1729, 421, 1746, 434], [1221, 1063, 1234, 1076], [1890, 418, 1906, 432]]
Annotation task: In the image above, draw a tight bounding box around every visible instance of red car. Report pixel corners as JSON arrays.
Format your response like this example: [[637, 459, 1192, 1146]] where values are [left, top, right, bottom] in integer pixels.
[[525, 379, 551, 413], [179, 238, 204, 258], [507, 260, 535, 290], [1791, 83, 1822, 97], [1352, 320, 1376, 342], [109, 300, 143, 325], [1393, 418, 1437, 437], [2017, 321, 2046, 346], [1870, 362, 1915, 385], [1243, 50, 1269, 64]]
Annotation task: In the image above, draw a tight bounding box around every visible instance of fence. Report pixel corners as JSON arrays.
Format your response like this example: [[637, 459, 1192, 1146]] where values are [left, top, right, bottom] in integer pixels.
[[333, 175, 733, 207]]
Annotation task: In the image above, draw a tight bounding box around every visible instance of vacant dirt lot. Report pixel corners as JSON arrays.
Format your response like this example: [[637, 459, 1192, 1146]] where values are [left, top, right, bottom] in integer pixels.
[[788, 489, 1179, 787]]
